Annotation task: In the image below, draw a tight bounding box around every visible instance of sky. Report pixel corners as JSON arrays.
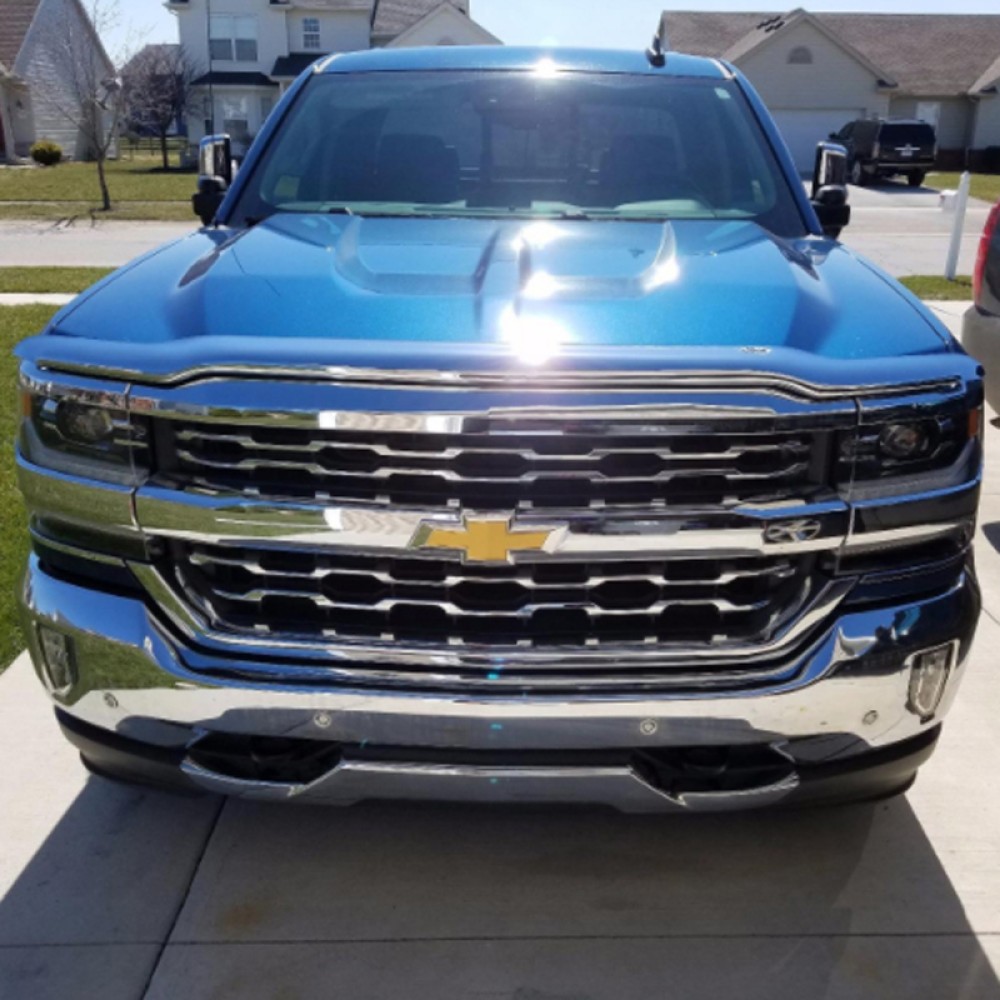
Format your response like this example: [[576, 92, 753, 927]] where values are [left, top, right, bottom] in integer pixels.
[[107, 0, 1000, 61]]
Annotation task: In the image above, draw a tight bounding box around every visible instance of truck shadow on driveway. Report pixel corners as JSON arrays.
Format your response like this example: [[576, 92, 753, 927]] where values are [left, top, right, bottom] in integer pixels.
[[2, 776, 999, 999]]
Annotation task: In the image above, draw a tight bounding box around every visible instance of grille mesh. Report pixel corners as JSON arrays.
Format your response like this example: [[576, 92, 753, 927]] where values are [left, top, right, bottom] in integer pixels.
[[171, 542, 816, 651], [158, 420, 822, 510]]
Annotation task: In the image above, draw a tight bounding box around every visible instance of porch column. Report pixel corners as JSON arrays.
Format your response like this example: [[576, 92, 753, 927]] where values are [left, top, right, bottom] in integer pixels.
[[0, 81, 17, 164]]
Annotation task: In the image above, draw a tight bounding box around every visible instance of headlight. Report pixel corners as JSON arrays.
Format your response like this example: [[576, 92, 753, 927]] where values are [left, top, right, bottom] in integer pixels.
[[18, 373, 149, 486], [837, 406, 982, 497]]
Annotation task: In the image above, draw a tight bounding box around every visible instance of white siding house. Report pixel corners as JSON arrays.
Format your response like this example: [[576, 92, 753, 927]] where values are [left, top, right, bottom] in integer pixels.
[[166, 0, 500, 154], [0, 0, 116, 162]]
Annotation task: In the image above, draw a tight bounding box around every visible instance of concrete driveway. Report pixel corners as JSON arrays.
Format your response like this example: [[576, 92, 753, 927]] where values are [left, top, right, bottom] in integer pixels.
[[2, 314, 999, 999], [840, 178, 993, 277]]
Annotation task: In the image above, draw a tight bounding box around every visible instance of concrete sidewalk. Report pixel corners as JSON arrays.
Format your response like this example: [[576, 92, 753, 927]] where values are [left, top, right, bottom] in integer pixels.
[[0, 192, 992, 276], [0, 293, 74, 306]]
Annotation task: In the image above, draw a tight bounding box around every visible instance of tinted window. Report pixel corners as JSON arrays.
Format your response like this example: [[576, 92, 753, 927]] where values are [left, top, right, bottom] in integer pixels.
[[879, 123, 936, 146], [235, 71, 805, 235]]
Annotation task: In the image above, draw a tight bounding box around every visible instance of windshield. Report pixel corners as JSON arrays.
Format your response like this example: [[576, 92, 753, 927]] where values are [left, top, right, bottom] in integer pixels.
[[233, 70, 805, 235]]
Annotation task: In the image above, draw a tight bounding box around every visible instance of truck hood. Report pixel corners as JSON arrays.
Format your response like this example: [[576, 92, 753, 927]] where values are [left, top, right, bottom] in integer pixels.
[[37, 214, 955, 376]]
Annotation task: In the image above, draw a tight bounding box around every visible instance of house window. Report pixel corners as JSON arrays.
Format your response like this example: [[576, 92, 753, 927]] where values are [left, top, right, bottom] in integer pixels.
[[788, 46, 813, 65], [303, 17, 321, 50], [221, 95, 251, 139], [261, 95, 275, 122], [210, 15, 258, 63], [917, 102, 941, 128]]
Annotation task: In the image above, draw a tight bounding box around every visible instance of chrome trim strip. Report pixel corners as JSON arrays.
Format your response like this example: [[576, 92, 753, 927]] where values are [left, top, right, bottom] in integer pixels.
[[177, 755, 800, 812], [174, 426, 813, 460], [28, 526, 128, 567], [17, 454, 139, 538], [186, 545, 797, 587], [19, 362, 130, 410], [173, 449, 809, 487], [133, 491, 851, 555], [31, 360, 962, 401]]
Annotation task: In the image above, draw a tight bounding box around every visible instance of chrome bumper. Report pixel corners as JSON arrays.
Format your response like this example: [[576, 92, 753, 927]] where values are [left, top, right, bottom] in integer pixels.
[[22, 556, 978, 811]]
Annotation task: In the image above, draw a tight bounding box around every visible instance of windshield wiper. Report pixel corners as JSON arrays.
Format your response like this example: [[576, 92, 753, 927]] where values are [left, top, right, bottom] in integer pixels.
[[326, 206, 355, 216]]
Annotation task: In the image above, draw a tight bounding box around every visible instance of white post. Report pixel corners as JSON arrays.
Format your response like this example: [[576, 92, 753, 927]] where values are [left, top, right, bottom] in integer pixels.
[[945, 170, 972, 280]]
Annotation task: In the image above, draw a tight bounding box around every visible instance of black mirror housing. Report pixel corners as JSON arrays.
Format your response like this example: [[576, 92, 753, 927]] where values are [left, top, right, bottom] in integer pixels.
[[810, 142, 851, 239], [192, 177, 227, 227]]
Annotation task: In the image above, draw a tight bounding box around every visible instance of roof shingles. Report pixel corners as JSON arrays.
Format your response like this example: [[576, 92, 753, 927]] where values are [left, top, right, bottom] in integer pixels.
[[0, 0, 42, 72], [662, 10, 1000, 97], [372, 0, 468, 39]]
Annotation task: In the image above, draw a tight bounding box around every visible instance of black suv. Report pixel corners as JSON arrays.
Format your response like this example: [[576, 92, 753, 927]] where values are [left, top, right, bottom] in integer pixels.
[[831, 118, 937, 188]]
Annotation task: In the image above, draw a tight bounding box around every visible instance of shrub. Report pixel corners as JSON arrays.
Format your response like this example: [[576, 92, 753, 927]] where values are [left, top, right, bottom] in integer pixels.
[[30, 140, 62, 166]]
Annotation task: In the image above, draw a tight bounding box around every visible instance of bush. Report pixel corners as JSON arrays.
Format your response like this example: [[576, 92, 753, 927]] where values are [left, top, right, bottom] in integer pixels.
[[30, 140, 62, 166]]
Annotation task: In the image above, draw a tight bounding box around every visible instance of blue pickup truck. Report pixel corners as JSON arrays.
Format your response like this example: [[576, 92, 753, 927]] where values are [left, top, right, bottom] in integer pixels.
[[15, 46, 983, 811]]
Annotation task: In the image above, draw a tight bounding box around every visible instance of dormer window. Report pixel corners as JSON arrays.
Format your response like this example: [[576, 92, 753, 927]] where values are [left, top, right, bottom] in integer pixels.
[[788, 46, 813, 65], [303, 17, 321, 51]]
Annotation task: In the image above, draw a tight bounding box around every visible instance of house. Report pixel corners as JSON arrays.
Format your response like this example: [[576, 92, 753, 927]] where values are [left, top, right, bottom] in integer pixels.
[[0, 0, 117, 162], [166, 0, 501, 153], [660, 8, 1000, 173]]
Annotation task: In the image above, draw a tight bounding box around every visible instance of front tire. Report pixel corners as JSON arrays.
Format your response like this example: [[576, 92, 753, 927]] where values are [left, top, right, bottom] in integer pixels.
[[908, 171, 926, 188], [850, 160, 868, 187]]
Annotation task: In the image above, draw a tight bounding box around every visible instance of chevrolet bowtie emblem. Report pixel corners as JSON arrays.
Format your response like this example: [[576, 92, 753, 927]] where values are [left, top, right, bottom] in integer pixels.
[[409, 515, 564, 563]]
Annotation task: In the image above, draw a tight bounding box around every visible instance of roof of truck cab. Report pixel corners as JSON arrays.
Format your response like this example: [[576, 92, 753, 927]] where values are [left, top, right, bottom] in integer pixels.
[[316, 46, 732, 79]]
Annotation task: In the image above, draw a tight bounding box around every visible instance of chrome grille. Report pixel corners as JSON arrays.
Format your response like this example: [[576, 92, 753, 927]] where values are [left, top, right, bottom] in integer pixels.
[[157, 419, 824, 510], [169, 542, 818, 652]]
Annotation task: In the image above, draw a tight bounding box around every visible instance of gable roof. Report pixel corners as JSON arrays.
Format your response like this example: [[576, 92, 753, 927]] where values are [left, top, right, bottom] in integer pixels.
[[661, 10, 1000, 97], [0, 0, 42, 72], [969, 54, 1000, 95], [371, 0, 468, 39], [385, 1, 499, 47], [719, 8, 894, 85]]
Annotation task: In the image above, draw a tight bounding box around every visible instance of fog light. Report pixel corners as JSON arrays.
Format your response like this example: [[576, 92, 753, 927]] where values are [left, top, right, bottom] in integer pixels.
[[37, 627, 76, 694], [907, 643, 956, 720]]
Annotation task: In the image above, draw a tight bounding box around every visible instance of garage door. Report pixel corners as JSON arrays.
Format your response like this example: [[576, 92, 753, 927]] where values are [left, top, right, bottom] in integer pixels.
[[771, 109, 862, 175]]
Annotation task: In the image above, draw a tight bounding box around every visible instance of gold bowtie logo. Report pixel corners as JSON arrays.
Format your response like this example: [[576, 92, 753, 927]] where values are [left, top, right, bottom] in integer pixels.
[[410, 515, 564, 563]]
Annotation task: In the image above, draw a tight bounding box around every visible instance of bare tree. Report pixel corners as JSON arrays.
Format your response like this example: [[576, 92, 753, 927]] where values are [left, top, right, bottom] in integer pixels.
[[121, 45, 198, 170], [34, 0, 126, 211]]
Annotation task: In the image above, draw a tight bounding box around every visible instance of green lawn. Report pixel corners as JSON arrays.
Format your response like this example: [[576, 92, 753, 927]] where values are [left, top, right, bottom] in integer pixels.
[[1, 305, 59, 672], [0, 155, 194, 222], [899, 275, 974, 300], [0, 267, 113, 294], [926, 172, 1000, 204]]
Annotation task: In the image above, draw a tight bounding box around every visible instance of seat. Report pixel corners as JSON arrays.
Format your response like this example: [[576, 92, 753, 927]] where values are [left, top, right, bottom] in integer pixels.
[[599, 134, 690, 206], [372, 133, 460, 204]]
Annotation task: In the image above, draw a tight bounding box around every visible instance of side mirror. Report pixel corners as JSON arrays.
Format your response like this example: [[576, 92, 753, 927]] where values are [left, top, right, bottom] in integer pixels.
[[192, 134, 232, 226], [810, 142, 851, 239]]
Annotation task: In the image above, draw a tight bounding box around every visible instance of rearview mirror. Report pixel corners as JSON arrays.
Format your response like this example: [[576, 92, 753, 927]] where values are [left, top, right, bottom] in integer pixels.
[[192, 134, 233, 226], [810, 142, 851, 239]]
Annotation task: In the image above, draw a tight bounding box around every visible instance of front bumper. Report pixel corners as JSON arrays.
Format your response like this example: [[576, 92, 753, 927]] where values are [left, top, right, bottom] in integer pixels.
[[21, 555, 980, 812]]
